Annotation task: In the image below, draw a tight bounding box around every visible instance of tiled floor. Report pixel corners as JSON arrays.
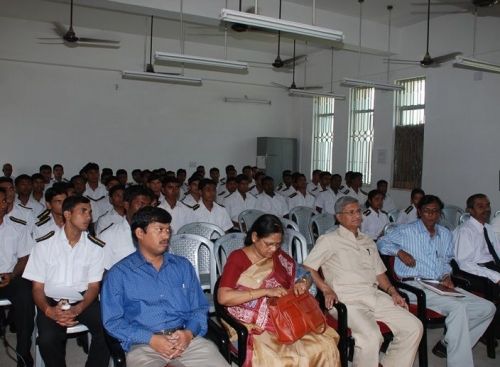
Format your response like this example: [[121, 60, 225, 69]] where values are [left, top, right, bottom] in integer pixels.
[[1, 327, 498, 366]]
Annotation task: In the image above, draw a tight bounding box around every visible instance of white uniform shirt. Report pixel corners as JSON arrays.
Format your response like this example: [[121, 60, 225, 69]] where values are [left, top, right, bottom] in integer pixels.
[[217, 190, 234, 205], [181, 193, 201, 208], [99, 218, 135, 270], [186, 201, 233, 232], [254, 192, 288, 217], [223, 191, 257, 222], [307, 182, 319, 195], [287, 191, 316, 212], [83, 183, 110, 221], [343, 187, 368, 205], [382, 194, 397, 212], [314, 188, 339, 215], [95, 208, 125, 235], [249, 186, 262, 197], [0, 216, 33, 273], [33, 214, 63, 241], [396, 204, 418, 225], [453, 216, 500, 283], [29, 194, 47, 214], [158, 200, 191, 234], [279, 186, 296, 198], [361, 208, 390, 240], [23, 227, 104, 295], [9, 203, 37, 235]]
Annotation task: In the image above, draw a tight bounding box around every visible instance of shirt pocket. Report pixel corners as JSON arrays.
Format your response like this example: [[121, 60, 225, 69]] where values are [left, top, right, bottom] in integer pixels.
[[73, 263, 90, 283]]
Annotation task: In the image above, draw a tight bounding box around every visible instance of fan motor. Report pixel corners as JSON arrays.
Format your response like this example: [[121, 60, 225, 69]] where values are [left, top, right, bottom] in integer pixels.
[[473, 0, 498, 7]]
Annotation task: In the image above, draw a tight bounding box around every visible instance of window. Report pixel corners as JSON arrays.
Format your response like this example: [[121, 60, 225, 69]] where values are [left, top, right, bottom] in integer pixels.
[[347, 87, 375, 184], [393, 77, 426, 189], [311, 96, 335, 172]]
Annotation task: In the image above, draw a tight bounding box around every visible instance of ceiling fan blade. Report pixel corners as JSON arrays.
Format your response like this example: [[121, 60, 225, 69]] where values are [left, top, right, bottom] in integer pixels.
[[270, 82, 289, 89], [78, 37, 120, 44], [294, 85, 323, 90], [411, 1, 470, 5], [70, 42, 120, 49], [281, 54, 306, 65], [385, 58, 420, 64], [38, 37, 62, 41], [432, 51, 463, 64]]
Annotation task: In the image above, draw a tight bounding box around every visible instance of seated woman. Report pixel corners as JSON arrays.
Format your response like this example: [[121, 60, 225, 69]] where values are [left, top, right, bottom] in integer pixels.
[[361, 190, 390, 241], [218, 214, 340, 367]]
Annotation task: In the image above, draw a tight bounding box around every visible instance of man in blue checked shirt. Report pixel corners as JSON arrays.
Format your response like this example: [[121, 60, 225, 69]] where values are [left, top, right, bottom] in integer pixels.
[[378, 195, 495, 367], [101, 206, 229, 367]]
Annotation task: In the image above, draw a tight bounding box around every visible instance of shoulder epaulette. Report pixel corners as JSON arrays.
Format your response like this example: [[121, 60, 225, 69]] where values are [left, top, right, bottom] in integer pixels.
[[277, 183, 283, 190], [363, 209, 371, 216], [88, 234, 105, 248], [36, 231, 55, 243], [18, 203, 33, 210], [248, 185, 256, 191], [86, 195, 106, 202], [96, 210, 109, 221], [181, 200, 194, 209], [360, 189, 368, 195], [218, 190, 226, 196], [381, 210, 388, 215], [342, 189, 349, 195], [99, 222, 114, 234], [311, 187, 318, 192], [216, 202, 225, 208], [192, 204, 200, 211], [37, 209, 50, 219], [405, 206, 414, 214], [35, 215, 50, 227], [339, 185, 345, 190], [320, 188, 327, 192], [220, 178, 226, 184], [9, 216, 27, 225], [224, 191, 233, 199], [289, 192, 298, 198], [309, 192, 316, 198]]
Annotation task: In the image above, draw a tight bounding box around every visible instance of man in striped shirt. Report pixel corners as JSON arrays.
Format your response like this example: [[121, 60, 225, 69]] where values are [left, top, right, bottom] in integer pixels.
[[378, 195, 495, 367]]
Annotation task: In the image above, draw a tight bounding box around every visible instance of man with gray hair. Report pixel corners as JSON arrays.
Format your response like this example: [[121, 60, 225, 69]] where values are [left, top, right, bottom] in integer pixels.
[[304, 196, 423, 367]]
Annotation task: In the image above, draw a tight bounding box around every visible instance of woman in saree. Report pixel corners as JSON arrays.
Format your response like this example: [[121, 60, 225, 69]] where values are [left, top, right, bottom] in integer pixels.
[[218, 214, 341, 367]]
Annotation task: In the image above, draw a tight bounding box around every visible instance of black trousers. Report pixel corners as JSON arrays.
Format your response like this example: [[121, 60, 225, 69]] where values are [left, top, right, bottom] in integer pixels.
[[36, 299, 110, 367], [0, 277, 35, 367]]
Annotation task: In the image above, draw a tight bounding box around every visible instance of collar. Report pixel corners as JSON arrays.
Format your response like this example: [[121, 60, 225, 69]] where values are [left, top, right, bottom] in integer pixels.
[[338, 225, 367, 242], [130, 250, 172, 269], [415, 219, 442, 237], [469, 216, 484, 232], [58, 226, 84, 247]]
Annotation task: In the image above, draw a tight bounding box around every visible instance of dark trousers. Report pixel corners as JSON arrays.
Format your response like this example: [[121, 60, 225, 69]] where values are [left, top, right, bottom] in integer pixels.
[[0, 277, 35, 367], [36, 299, 110, 367]]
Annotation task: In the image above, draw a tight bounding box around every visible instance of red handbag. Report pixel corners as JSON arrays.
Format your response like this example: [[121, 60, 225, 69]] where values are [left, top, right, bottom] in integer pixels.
[[268, 291, 327, 344]]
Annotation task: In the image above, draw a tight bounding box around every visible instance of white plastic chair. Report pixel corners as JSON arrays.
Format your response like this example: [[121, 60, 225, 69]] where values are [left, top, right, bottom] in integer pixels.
[[238, 209, 266, 233], [325, 225, 338, 234], [458, 212, 470, 225], [214, 233, 246, 272], [310, 213, 335, 239], [281, 229, 308, 264], [388, 209, 400, 223], [494, 210, 500, 218], [441, 205, 464, 229], [289, 206, 315, 247], [0, 299, 11, 307], [280, 218, 299, 232], [383, 223, 398, 236]]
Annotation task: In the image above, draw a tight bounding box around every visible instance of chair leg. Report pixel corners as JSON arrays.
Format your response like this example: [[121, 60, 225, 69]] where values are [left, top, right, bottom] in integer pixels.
[[76, 333, 90, 354], [486, 323, 496, 359], [418, 327, 428, 367]]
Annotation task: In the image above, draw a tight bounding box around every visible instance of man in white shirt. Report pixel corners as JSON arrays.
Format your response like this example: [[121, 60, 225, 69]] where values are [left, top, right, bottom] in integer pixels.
[[82, 163, 109, 222], [100, 185, 155, 270], [377, 179, 397, 213], [186, 179, 233, 232], [2, 162, 14, 179], [158, 177, 190, 234], [217, 177, 237, 204], [95, 184, 126, 235], [287, 173, 315, 211], [0, 187, 35, 367], [396, 188, 425, 225], [0, 177, 37, 233], [315, 174, 344, 215], [33, 186, 67, 240], [39, 165, 53, 188], [51, 164, 67, 186], [255, 176, 288, 217], [306, 169, 321, 195], [182, 175, 202, 208], [147, 174, 165, 207], [343, 172, 367, 204], [223, 174, 256, 228], [276, 170, 293, 196], [454, 194, 500, 284], [23, 195, 110, 367], [15, 174, 45, 218]]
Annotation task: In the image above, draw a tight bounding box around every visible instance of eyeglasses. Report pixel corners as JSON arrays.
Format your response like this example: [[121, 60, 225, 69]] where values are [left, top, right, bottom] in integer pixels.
[[337, 209, 362, 216], [421, 208, 441, 215]]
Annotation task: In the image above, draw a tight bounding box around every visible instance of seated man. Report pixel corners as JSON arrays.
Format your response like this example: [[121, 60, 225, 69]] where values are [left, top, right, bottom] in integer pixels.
[[254, 176, 288, 217], [217, 176, 237, 204], [101, 206, 229, 367], [377, 179, 397, 213], [287, 173, 315, 211], [33, 186, 67, 240], [158, 176, 190, 234], [95, 184, 126, 235], [22, 195, 110, 367], [223, 174, 256, 228], [304, 195, 422, 367], [0, 187, 35, 367], [378, 195, 496, 367], [396, 188, 425, 225]]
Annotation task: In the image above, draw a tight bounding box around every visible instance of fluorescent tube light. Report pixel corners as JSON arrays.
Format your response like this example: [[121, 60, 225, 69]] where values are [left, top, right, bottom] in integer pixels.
[[453, 56, 500, 74], [289, 89, 346, 101], [341, 78, 404, 91], [155, 52, 248, 71], [224, 96, 271, 105], [220, 8, 344, 43], [121, 70, 202, 85]]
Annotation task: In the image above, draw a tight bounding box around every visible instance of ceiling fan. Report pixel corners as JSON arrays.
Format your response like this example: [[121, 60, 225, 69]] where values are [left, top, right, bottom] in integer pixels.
[[390, 0, 462, 67], [143, 16, 181, 75], [38, 0, 119, 48], [272, 40, 322, 90]]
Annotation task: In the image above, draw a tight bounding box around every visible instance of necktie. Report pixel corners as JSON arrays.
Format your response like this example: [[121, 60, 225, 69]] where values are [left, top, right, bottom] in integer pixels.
[[483, 226, 500, 266]]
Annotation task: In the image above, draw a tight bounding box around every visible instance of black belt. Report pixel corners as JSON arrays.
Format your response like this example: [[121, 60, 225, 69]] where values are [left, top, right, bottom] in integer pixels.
[[154, 326, 185, 336], [401, 277, 436, 282]]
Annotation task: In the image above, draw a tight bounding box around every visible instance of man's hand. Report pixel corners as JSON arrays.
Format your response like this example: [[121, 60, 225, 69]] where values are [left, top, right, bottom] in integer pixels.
[[293, 280, 308, 296], [165, 330, 193, 359], [149, 335, 177, 359], [45, 306, 78, 327], [323, 287, 338, 310], [440, 275, 455, 289], [390, 290, 408, 309], [0, 273, 13, 288], [397, 250, 416, 267]]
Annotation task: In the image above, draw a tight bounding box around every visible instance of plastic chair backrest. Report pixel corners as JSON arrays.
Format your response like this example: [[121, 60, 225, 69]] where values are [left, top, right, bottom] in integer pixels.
[[238, 209, 266, 232], [310, 213, 335, 237], [289, 206, 315, 245], [280, 218, 299, 231], [214, 233, 246, 272], [281, 229, 308, 264], [388, 209, 400, 223], [383, 223, 398, 236], [169, 233, 217, 292], [458, 212, 470, 225], [441, 205, 464, 229]]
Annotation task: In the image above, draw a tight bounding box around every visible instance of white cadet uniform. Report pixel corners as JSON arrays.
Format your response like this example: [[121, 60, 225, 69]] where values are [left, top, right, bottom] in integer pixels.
[[33, 214, 62, 241], [95, 208, 125, 235], [249, 186, 261, 197], [343, 187, 368, 205], [186, 201, 233, 232], [83, 183, 110, 222], [223, 191, 257, 223], [453, 216, 500, 283], [361, 208, 390, 241], [254, 192, 288, 217], [396, 204, 418, 225], [382, 194, 397, 213], [314, 188, 340, 215], [287, 191, 315, 212], [181, 193, 201, 208], [9, 203, 37, 236], [216, 189, 234, 205], [307, 182, 320, 195], [23, 227, 105, 300], [279, 186, 296, 198], [99, 218, 135, 270], [29, 194, 47, 213], [0, 216, 33, 273], [304, 226, 423, 367], [158, 200, 191, 234]]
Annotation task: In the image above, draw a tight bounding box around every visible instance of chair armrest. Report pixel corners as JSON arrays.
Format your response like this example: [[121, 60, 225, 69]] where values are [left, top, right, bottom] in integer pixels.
[[206, 318, 230, 362], [451, 269, 495, 300], [215, 307, 248, 366], [450, 274, 471, 289], [104, 332, 126, 367], [332, 302, 349, 367]]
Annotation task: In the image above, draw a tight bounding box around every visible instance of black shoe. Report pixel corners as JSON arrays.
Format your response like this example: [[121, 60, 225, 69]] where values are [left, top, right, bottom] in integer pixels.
[[432, 341, 447, 358]]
